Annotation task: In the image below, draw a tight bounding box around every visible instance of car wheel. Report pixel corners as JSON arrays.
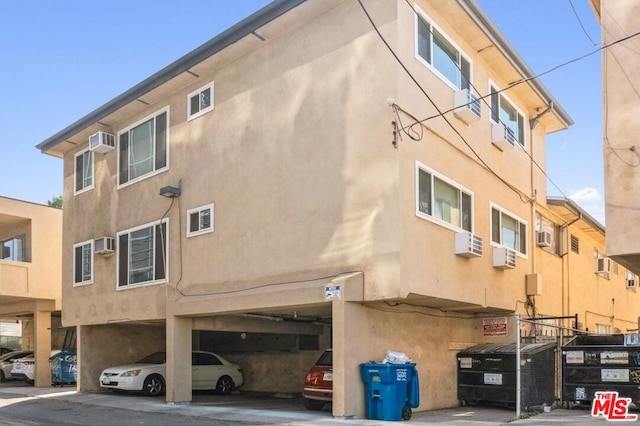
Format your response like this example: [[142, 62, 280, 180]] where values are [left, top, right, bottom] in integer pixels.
[[25, 379, 34, 386], [303, 398, 325, 410], [215, 375, 234, 394], [143, 374, 165, 396]]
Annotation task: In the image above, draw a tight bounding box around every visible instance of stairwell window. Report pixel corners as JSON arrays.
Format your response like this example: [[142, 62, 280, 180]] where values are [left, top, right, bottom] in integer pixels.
[[118, 107, 169, 187], [415, 7, 471, 90], [73, 240, 93, 286], [491, 204, 527, 255], [416, 162, 472, 232], [74, 148, 93, 195], [187, 204, 214, 237], [187, 82, 214, 121], [490, 84, 525, 148], [117, 220, 168, 289]]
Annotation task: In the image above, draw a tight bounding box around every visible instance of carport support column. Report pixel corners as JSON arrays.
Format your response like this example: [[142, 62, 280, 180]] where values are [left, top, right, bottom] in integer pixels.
[[33, 305, 52, 387], [166, 315, 192, 404]]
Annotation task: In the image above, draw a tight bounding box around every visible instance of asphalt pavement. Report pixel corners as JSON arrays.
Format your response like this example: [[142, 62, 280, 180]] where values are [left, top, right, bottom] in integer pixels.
[[0, 382, 624, 425]]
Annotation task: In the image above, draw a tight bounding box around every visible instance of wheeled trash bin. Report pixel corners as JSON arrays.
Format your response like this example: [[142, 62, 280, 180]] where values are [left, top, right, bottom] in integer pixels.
[[51, 351, 77, 386], [360, 363, 419, 421]]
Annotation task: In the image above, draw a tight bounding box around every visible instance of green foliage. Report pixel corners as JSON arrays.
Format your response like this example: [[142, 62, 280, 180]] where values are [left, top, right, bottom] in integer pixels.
[[47, 195, 63, 209]]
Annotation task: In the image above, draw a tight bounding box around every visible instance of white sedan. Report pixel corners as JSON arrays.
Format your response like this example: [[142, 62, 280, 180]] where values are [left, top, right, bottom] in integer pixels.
[[99, 351, 243, 396]]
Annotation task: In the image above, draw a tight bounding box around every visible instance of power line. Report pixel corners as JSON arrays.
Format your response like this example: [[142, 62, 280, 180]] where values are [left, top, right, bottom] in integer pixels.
[[568, 0, 598, 46], [356, 0, 530, 204]]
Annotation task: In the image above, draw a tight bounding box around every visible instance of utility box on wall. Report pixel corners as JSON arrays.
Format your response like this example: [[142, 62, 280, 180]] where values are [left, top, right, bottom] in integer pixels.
[[526, 274, 542, 296]]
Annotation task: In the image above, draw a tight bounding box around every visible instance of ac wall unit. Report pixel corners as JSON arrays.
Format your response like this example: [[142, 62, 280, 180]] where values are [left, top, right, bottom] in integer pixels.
[[493, 247, 516, 269], [94, 237, 115, 255], [536, 231, 552, 248], [595, 257, 610, 275], [453, 89, 481, 124], [89, 131, 115, 153], [491, 123, 516, 149], [454, 232, 483, 258], [626, 278, 638, 291]]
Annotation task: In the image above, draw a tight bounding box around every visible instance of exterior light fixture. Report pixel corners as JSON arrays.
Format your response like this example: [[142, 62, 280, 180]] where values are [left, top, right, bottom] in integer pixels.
[[159, 186, 181, 198]]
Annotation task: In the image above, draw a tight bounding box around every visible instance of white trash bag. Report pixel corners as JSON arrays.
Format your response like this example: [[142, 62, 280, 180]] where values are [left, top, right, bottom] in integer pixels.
[[382, 350, 412, 364]]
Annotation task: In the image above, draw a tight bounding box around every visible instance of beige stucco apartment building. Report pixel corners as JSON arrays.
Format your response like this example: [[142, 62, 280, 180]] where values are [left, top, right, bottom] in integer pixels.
[[0, 197, 62, 385], [36, 0, 640, 417], [591, 1, 640, 279]]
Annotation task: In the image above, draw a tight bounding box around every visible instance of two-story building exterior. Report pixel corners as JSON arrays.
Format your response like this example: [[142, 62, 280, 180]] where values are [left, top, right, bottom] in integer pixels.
[[37, 0, 636, 416], [0, 197, 63, 385]]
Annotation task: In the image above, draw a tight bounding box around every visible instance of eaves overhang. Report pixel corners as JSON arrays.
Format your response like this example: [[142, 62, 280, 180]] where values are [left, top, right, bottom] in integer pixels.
[[36, 0, 307, 157], [547, 195, 605, 235], [457, 0, 574, 132]]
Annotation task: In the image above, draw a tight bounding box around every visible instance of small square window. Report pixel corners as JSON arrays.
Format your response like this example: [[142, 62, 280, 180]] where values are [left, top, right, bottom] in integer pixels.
[[187, 204, 214, 237], [187, 82, 214, 120]]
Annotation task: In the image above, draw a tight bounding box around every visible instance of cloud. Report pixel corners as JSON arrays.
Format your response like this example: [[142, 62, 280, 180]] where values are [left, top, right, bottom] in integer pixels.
[[568, 187, 606, 225]]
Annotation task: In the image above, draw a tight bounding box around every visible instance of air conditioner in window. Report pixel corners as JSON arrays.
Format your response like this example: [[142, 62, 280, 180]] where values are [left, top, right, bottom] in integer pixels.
[[454, 232, 483, 258], [493, 247, 516, 269], [536, 231, 552, 248], [626, 278, 638, 291], [491, 123, 516, 150], [89, 131, 116, 153], [94, 237, 115, 255], [453, 89, 481, 124], [595, 257, 610, 275]]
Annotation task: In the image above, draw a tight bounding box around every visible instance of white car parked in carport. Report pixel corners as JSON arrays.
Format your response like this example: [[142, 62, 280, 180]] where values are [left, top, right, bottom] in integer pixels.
[[99, 351, 243, 396]]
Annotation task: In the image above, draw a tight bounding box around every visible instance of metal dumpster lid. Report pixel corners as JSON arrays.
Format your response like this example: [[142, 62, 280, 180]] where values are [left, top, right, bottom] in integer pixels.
[[562, 334, 624, 348], [457, 342, 556, 356]]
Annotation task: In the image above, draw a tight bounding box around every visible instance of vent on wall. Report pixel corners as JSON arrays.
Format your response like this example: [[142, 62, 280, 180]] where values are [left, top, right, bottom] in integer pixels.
[[89, 131, 115, 153], [536, 231, 552, 248], [453, 89, 481, 124], [94, 237, 115, 255], [454, 232, 483, 258], [493, 247, 516, 269], [491, 123, 516, 149], [595, 258, 611, 276]]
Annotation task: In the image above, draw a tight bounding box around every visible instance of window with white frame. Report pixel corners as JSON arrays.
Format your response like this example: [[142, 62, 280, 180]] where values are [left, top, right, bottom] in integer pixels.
[[491, 205, 527, 255], [117, 220, 168, 288], [187, 204, 214, 237], [490, 85, 525, 147], [595, 323, 610, 335], [187, 82, 214, 121], [415, 7, 471, 90], [416, 162, 472, 232], [73, 240, 93, 286], [74, 148, 93, 194], [535, 213, 558, 254], [1, 234, 27, 262], [118, 108, 169, 186]]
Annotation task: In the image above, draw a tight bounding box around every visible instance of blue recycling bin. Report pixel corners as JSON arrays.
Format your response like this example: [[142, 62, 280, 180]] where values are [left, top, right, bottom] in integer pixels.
[[360, 363, 419, 421], [51, 351, 77, 386]]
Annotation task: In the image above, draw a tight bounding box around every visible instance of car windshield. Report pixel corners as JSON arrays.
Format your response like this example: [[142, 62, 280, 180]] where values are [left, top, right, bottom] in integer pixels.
[[137, 352, 166, 364], [316, 350, 332, 366]]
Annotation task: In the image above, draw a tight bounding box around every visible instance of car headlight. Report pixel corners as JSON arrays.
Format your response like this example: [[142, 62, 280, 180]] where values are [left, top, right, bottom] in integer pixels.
[[120, 370, 142, 377]]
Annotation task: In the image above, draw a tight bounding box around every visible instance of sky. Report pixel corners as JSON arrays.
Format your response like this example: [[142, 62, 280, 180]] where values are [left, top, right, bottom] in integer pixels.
[[0, 1, 603, 222]]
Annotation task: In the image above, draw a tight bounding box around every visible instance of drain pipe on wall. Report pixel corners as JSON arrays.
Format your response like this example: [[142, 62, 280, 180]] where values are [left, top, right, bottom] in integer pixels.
[[516, 312, 521, 418]]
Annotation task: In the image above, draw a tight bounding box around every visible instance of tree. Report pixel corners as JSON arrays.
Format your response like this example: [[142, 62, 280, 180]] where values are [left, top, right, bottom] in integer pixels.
[[47, 195, 63, 209]]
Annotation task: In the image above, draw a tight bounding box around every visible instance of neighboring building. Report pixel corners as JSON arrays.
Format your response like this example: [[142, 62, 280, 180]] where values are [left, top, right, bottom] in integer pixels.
[[35, 0, 637, 416], [591, 1, 640, 279], [0, 197, 63, 385]]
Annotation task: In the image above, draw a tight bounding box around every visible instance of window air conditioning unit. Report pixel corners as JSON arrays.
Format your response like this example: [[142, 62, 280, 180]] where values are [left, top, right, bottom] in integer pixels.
[[453, 89, 481, 124], [595, 257, 610, 275], [89, 131, 116, 153], [493, 247, 516, 269], [536, 231, 552, 248], [626, 278, 638, 291], [454, 232, 482, 258], [491, 123, 516, 149], [94, 237, 115, 255]]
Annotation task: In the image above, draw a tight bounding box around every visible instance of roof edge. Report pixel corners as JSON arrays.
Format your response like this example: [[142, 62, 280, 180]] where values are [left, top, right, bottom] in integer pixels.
[[547, 195, 605, 234], [457, 0, 574, 129], [36, 0, 307, 154]]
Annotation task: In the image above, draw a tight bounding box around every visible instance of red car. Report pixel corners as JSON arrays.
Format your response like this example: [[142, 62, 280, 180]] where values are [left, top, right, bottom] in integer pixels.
[[302, 349, 332, 410]]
